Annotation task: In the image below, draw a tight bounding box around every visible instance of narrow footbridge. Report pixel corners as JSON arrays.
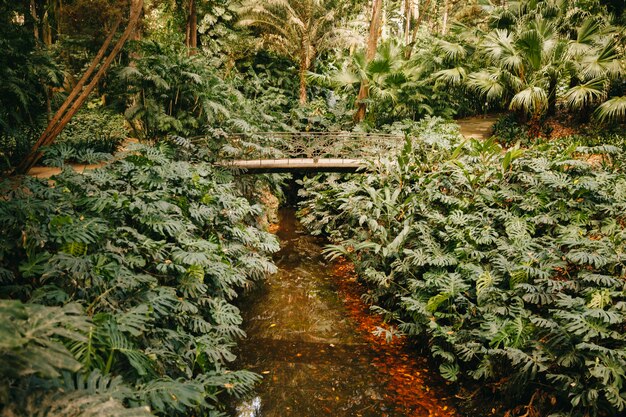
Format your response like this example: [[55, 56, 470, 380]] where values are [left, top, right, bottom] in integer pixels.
[[194, 131, 406, 173]]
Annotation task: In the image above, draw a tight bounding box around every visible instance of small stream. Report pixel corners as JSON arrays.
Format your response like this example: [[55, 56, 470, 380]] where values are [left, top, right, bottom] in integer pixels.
[[231, 208, 457, 417]]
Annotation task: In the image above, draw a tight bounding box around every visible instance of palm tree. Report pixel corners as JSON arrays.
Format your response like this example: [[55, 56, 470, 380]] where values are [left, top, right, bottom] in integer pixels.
[[467, 1, 624, 120], [238, 0, 355, 105], [467, 19, 574, 119], [318, 39, 433, 124]]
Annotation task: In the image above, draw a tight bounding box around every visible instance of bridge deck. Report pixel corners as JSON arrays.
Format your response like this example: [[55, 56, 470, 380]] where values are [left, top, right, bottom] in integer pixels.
[[217, 158, 367, 173]]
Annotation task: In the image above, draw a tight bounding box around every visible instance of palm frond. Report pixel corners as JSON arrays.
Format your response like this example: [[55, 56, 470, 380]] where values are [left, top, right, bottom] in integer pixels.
[[563, 78, 606, 110], [509, 85, 548, 115], [467, 70, 506, 102], [594, 96, 626, 122]]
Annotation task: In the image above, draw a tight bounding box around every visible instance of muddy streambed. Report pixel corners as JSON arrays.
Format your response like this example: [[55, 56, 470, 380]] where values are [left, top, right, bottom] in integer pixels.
[[231, 208, 458, 417]]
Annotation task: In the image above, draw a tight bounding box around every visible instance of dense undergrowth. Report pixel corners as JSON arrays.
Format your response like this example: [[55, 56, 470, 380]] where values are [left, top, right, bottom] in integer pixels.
[[1, 1, 625, 416], [0, 142, 279, 416], [298, 119, 626, 416]]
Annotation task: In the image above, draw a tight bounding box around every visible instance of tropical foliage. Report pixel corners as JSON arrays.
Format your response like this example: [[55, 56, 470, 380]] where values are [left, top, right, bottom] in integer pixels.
[[238, 0, 358, 104], [114, 41, 239, 140], [0, 2, 62, 134], [111, 40, 296, 144], [46, 105, 129, 163], [468, 1, 623, 119], [309, 0, 626, 125], [299, 118, 626, 416], [0, 143, 279, 416], [313, 32, 482, 126], [1, 0, 626, 416]]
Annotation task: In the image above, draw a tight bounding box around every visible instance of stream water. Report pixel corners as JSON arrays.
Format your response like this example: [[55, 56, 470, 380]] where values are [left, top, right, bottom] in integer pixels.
[[231, 208, 457, 417]]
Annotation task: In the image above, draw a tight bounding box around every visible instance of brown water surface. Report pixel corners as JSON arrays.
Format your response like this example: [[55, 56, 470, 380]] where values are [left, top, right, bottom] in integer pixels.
[[232, 208, 456, 417]]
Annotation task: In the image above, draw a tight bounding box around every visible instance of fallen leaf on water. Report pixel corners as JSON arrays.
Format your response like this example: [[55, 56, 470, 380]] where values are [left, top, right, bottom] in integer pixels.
[[269, 323, 277, 328], [223, 383, 234, 389], [261, 370, 270, 374]]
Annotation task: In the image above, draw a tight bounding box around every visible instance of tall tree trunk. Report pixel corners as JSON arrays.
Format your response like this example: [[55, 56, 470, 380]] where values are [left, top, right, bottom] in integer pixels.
[[186, 0, 197, 54], [298, 40, 313, 105], [185, 2, 190, 46], [30, 0, 40, 41], [548, 77, 557, 116], [42, 9, 52, 45], [56, 0, 62, 37], [407, 0, 430, 58], [15, 0, 144, 175], [299, 59, 308, 105], [404, 0, 412, 46], [190, 0, 197, 49], [366, 0, 383, 61], [354, 0, 383, 122], [298, 27, 314, 106], [441, 0, 449, 35], [381, 1, 387, 39], [31, 0, 52, 43]]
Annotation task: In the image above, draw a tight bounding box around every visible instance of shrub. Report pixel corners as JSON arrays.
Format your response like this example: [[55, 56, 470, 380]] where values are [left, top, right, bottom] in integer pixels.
[[0, 142, 279, 416], [55, 105, 128, 155], [0, 121, 45, 172], [298, 119, 626, 416], [491, 113, 532, 148]]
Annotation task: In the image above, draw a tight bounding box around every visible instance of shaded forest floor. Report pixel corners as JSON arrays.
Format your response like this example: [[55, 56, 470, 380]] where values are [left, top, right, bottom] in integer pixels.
[[457, 114, 499, 140]]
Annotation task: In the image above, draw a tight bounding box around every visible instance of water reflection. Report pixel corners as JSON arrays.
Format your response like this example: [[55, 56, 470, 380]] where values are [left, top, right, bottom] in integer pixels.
[[236, 396, 261, 417], [232, 209, 444, 417]]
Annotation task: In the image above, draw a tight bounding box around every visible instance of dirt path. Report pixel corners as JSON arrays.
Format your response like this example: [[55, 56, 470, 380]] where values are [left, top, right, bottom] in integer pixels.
[[27, 163, 104, 178], [26, 139, 138, 178], [456, 114, 500, 140]]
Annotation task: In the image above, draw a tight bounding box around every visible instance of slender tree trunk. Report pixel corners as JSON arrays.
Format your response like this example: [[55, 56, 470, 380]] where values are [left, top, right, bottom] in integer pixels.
[[403, 0, 413, 58], [42, 9, 52, 45], [298, 27, 314, 106], [548, 77, 557, 116], [298, 38, 313, 105], [190, 0, 197, 49], [56, 0, 62, 37], [129, 1, 143, 64], [381, 1, 387, 39], [407, 0, 430, 58], [15, 0, 144, 174], [30, 0, 39, 41], [185, 2, 190, 47], [366, 0, 382, 61], [441, 0, 449, 35], [299, 59, 308, 105], [404, 0, 412, 45], [31, 0, 52, 43], [354, 0, 383, 122], [186, 0, 197, 54]]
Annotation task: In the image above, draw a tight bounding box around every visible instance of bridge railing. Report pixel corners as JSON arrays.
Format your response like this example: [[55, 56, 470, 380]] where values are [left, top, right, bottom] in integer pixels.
[[195, 131, 407, 161]]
